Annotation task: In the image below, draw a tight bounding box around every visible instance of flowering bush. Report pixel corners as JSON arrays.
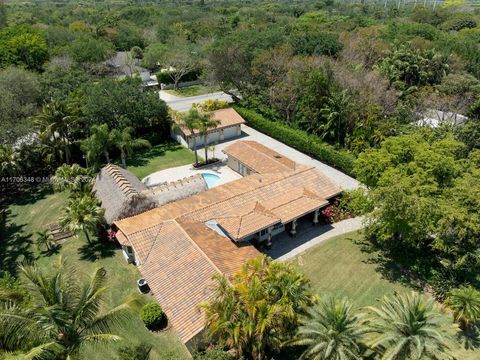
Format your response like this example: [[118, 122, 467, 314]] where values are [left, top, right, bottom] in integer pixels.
[[321, 200, 352, 223]]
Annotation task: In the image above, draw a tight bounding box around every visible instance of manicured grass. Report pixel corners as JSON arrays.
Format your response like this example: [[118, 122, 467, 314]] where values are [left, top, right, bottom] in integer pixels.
[[0, 189, 190, 360], [164, 84, 220, 97], [290, 231, 479, 359], [125, 142, 196, 180], [291, 230, 411, 307]]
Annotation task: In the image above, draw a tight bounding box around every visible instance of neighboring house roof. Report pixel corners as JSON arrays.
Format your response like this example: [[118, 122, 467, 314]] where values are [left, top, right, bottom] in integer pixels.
[[113, 141, 341, 344], [93, 164, 154, 224], [178, 108, 245, 136], [223, 140, 297, 173]]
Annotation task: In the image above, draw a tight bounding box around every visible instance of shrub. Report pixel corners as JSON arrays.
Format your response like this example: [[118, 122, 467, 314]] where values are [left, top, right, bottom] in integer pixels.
[[156, 69, 201, 85], [193, 346, 234, 360], [233, 106, 355, 175], [441, 15, 477, 32], [196, 99, 229, 111], [140, 302, 165, 330], [339, 188, 373, 216]]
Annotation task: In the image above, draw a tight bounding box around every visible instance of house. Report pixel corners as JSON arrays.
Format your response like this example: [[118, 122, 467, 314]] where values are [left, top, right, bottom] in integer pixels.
[[223, 140, 297, 176], [171, 108, 245, 149], [112, 141, 341, 346]]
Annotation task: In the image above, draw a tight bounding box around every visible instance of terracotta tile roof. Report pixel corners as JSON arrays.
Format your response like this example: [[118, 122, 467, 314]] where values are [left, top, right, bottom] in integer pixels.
[[223, 140, 297, 174], [178, 219, 261, 277], [137, 220, 220, 343], [177, 108, 245, 136], [115, 166, 341, 239]]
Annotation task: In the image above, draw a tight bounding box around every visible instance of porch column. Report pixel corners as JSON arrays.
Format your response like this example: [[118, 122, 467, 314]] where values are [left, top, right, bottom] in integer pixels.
[[313, 209, 319, 225], [266, 226, 273, 249], [290, 219, 297, 237], [220, 129, 225, 141]]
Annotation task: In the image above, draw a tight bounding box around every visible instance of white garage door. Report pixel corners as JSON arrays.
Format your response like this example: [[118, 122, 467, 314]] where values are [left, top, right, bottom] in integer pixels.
[[207, 131, 220, 144], [224, 126, 238, 140]]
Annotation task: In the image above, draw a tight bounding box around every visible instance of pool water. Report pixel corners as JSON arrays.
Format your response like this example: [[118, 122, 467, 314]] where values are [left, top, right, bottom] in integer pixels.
[[202, 173, 221, 188]]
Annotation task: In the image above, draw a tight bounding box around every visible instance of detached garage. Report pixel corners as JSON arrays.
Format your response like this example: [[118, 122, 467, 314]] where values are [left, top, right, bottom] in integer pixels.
[[171, 108, 245, 149]]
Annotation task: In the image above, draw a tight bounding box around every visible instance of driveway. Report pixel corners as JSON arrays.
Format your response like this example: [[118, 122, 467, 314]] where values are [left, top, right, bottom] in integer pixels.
[[214, 125, 360, 190], [160, 91, 360, 190], [159, 90, 233, 112], [265, 216, 365, 261]]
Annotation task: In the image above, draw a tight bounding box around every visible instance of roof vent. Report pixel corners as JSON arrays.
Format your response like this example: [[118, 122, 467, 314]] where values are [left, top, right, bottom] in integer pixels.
[[274, 155, 282, 159]]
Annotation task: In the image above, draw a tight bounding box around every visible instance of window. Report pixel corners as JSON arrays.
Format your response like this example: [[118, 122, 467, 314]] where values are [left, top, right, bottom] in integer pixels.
[[273, 223, 283, 230]]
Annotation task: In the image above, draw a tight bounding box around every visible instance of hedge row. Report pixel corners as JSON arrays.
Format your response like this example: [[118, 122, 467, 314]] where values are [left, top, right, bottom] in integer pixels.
[[234, 106, 356, 176]]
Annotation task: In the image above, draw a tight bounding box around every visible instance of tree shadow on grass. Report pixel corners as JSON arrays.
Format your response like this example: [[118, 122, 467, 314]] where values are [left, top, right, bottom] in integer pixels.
[[0, 209, 35, 276], [125, 142, 181, 168], [458, 325, 480, 351], [77, 239, 116, 262], [1, 184, 53, 208], [351, 237, 424, 292]]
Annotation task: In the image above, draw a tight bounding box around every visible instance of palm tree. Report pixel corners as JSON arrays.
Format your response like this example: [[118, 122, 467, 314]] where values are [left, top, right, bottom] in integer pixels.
[[177, 108, 201, 166], [202, 256, 314, 360], [51, 163, 92, 195], [34, 99, 73, 164], [111, 127, 151, 168], [447, 286, 480, 330], [80, 124, 115, 164], [361, 292, 457, 360], [285, 297, 365, 360], [0, 144, 19, 177], [0, 258, 143, 359], [35, 230, 56, 252], [197, 111, 220, 164], [60, 195, 104, 244]]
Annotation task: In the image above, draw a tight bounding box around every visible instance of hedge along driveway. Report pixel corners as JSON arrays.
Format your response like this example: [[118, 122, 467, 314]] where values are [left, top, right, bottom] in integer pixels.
[[234, 106, 356, 176]]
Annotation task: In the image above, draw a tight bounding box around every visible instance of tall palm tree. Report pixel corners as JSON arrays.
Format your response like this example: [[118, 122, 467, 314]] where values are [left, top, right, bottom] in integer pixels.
[[60, 195, 104, 244], [34, 99, 73, 164], [80, 124, 115, 164], [447, 286, 480, 330], [51, 163, 92, 195], [111, 127, 151, 168], [285, 297, 365, 360], [197, 110, 220, 164], [0, 258, 143, 359], [361, 292, 457, 360], [177, 108, 201, 166]]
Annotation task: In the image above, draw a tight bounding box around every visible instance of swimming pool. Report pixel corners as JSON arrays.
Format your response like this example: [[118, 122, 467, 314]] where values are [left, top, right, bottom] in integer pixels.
[[202, 173, 221, 188]]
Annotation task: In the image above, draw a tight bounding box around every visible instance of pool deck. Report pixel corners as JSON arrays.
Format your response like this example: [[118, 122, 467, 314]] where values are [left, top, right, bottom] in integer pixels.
[[142, 161, 242, 188]]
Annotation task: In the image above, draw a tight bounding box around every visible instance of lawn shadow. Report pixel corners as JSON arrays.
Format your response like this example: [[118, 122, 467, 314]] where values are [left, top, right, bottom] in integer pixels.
[[78, 239, 116, 262], [458, 325, 480, 351], [38, 245, 61, 257], [352, 237, 423, 292], [126, 142, 180, 168], [0, 209, 35, 276]]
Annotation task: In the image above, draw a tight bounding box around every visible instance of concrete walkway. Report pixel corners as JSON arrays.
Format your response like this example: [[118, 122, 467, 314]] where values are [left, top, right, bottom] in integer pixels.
[[265, 216, 365, 261]]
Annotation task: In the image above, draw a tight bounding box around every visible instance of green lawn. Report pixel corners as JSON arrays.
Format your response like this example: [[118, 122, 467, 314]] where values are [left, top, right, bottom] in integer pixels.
[[124, 142, 196, 180], [164, 84, 220, 97], [291, 231, 479, 359], [0, 188, 189, 360]]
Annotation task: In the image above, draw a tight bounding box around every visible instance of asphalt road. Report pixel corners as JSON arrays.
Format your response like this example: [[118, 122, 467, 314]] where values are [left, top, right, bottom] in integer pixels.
[[159, 90, 233, 112]]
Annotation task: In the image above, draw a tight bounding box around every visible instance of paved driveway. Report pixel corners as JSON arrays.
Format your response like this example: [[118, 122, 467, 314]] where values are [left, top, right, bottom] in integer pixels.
[[160, 91, 360, 190], [159, 90, 233, 112], [214, 125, 360, 190]]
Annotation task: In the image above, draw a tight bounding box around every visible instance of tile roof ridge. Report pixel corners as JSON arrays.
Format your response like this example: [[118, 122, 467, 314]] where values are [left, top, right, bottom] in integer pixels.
[[173, 219, 227, 280], [143, 222, 165, 263], [183, 166, 314, 219], [253, 201, 278, 219], [241, 141, 293, 171]]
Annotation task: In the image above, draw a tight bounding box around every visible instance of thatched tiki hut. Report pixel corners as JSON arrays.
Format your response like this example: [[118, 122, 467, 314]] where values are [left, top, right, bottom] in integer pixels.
[[93, 164, 156, 225]]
